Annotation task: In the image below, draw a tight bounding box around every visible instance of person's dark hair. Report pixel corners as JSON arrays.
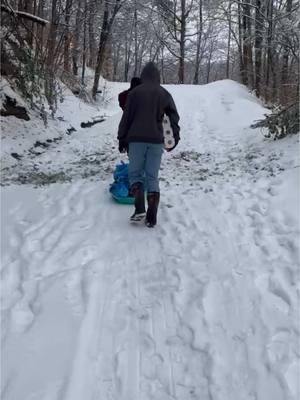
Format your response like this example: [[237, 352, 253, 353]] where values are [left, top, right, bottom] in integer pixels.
[[140, 62, 160, 84], [130, 77, 141, 89]]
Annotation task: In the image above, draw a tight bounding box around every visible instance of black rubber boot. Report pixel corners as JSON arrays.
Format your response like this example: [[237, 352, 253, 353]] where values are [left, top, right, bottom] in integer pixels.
[[130, 182, 146, 222], [146, 192, 160, 227]]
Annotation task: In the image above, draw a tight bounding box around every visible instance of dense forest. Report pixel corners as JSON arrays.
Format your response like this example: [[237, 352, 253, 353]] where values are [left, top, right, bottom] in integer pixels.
[[1, 0, 299, 135]]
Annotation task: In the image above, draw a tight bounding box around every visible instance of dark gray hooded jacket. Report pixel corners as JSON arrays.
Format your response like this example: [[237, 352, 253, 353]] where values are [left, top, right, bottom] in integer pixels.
[[117, 62, 180, 144]]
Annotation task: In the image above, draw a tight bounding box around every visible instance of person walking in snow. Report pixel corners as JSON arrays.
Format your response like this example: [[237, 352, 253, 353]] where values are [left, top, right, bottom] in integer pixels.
[[118, 77, 141, 111], [117, 62, 180, 227]]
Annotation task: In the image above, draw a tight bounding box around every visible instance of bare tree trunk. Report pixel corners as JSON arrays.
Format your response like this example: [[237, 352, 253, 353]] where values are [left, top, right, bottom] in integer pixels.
[[266, 0, 274, 99], [271, 51, 278, 101], [46, 1, 58, 67], [193, 0, 203, 84], [243, 1, 254, 88], [238, 2, 247, 85], [206, 42, 214, 83], [72, 0, 83, 76], [133, 0, 138, 76], [63, 0, 73, 72], [88, 0, 97, 68], [124, 52, 130, 81], [36, 0, 46, 59], [178, 0, 186, 84], [281, 0, 293, 103], [246, 3, 254, 88], [81, 0, 87, 84], [112, 42, 121, 80], [18, 0, 34, 46], [160, 46, 165, 84], [45, 0, 58, 112], [93, 1, 110, 92], [92, 0, 122, 99], [31, 0, 37, 47], [102, 38, 113, 79], [226, 0, 232, 79], [255, 0, 263, 96], [124, 27, 133, 81]]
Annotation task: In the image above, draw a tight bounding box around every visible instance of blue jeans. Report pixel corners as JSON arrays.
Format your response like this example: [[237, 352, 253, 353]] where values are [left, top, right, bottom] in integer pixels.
[[128, 142, 164, 192]]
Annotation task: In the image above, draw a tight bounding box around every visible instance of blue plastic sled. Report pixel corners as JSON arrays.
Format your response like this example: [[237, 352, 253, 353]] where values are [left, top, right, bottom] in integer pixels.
[[109, 162, 135, 205]]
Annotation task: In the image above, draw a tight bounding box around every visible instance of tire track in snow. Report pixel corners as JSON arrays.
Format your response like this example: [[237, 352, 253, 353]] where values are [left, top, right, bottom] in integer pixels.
[[63, 215, 153, 400], [63, 264, 111, 400], [136, 235, 177, 400], [62, 192, 118, 400], [120, 239, 141, 400]]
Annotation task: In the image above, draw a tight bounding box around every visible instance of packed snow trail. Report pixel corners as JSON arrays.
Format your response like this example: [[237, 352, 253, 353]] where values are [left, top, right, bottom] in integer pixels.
[[1, 80, 299, 400]]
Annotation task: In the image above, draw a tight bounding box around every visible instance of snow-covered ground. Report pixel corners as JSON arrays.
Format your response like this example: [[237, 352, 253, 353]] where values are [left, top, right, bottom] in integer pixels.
[[1, 79, 299, 400]]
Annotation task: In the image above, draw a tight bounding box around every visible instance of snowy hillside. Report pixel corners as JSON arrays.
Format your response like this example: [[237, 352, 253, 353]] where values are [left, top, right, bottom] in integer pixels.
[[1, 79, 299, 400]]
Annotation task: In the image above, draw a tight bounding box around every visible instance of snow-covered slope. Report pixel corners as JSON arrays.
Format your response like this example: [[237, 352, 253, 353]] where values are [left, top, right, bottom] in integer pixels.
[[1, 79, 299, 400]]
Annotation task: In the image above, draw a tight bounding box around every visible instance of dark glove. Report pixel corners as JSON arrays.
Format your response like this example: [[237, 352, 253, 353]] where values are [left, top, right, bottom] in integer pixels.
[[118, 139, 128, 153], [167, 137, 179, 152]]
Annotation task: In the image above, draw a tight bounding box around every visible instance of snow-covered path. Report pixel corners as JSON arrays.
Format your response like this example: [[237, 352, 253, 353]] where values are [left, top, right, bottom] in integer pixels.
[[1, 81, 299, 400]]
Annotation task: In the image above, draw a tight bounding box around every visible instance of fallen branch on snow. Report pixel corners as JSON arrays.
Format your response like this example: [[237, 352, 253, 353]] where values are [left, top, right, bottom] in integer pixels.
[[251, 103, 299, 139], [81, 117, 106, 128], [1, 5, 49, 26]]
